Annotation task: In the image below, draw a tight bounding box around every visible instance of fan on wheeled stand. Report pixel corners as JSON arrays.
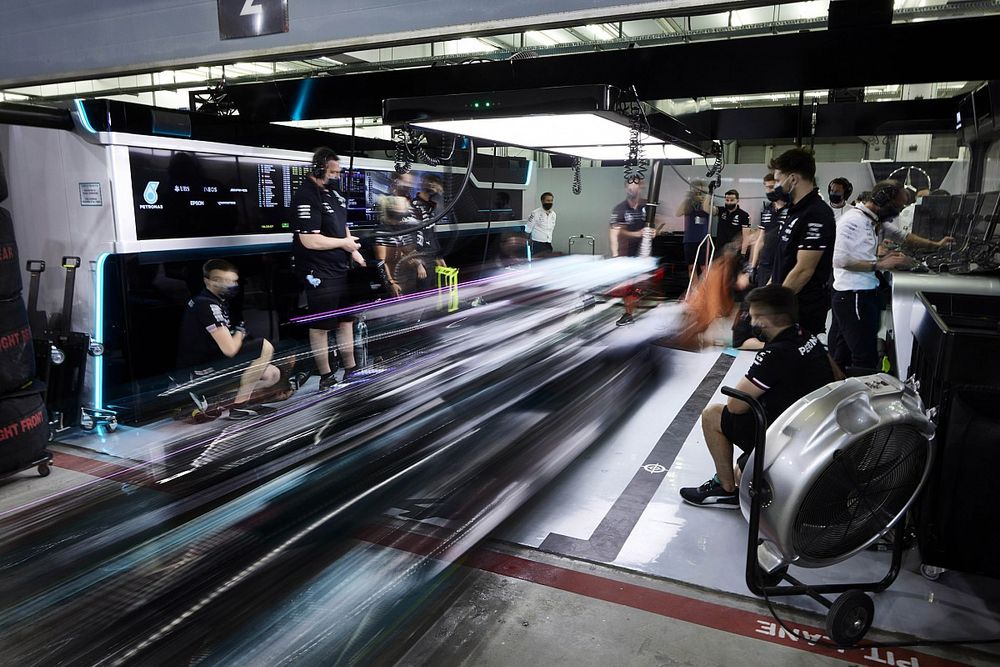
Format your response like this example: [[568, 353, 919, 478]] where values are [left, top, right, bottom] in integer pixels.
[[727, 374, 935, 646]]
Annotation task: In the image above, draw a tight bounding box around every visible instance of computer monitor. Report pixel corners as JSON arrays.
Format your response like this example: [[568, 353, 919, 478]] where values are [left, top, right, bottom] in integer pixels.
[[967, 191, 1000, 245], [911, 195, 952, 239], [948, 193, 980, 248], [945, 194, 966, 238]]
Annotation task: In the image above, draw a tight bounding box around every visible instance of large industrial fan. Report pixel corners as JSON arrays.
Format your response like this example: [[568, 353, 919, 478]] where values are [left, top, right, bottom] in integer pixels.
[[725, 374, 935, 646]]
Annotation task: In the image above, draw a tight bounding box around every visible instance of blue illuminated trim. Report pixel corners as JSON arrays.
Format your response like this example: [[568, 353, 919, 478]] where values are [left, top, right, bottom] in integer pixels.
[[291, 78, 315, 122], [152, 126, 192, 138], [93, 252, 111, 410], [74, 99, 96, 133]]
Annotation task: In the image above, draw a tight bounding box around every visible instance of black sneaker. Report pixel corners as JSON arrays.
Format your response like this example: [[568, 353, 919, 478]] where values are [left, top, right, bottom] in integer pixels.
[[226, 406, 259, 421], [616, 313, 635, 327], [341, 365, 359, 381], [680, 477, 739, 509], [318, 371, 338, 391], [289, 370, 312, 391]]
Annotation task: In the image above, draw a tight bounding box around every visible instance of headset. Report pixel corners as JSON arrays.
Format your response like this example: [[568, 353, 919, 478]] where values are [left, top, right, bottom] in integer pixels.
[[871, 181, 901, 208], [828, 177, 853, 201], [310, 147, 340, 179]]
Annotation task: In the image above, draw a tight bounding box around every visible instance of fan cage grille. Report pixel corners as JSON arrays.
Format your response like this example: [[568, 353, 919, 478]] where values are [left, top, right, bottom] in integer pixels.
[[792, 423, 928, 561]]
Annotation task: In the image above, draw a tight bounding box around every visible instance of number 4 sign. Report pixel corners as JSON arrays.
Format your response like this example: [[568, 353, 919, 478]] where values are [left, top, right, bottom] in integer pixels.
[[217, 0, 288, 40]]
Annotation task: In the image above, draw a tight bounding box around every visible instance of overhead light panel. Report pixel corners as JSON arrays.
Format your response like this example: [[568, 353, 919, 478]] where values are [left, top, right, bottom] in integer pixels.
[[549, 144, 702, 161], [413, 113, 668, 148], [383, 85, 708, 159]]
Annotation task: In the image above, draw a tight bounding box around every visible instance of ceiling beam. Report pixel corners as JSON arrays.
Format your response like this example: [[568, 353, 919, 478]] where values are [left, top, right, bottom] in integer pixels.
[[224, 16, 1000, 122]]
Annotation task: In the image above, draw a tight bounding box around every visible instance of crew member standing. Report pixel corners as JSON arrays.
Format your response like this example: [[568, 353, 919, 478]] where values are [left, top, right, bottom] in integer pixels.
[[716, 189, 750, 253], [609, 178, 648, 258], [829, 180, 911, 372], [291, 147, 365, 390], [525, 192, 557, 256], [827, 177, 853, 221], [749, 173, 788, 288], [678, 179, 711, 276], [769, 148, 836, 337], [409, 173, 448, 292]]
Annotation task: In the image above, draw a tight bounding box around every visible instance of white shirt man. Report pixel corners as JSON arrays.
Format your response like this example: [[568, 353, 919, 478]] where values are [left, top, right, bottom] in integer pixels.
[[526, 192, 557, 254], [829, 184, 911, 372], [832, 205, 908, 292]]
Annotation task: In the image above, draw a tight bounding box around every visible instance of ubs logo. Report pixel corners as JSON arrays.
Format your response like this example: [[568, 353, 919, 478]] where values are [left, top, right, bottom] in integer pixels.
[[143, 181, 160, 205]]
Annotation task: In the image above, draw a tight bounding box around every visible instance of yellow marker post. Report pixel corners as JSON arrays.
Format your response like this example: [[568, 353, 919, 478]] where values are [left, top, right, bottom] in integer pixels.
[[436, 266, 459, 312]]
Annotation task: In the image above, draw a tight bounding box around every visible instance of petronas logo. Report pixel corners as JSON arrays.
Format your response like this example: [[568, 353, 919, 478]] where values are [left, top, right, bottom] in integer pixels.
[[143, 181, 160, 204]]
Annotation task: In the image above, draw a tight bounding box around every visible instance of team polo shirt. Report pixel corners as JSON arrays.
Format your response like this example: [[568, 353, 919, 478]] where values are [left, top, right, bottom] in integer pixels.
[[526, 207, 557, 243], [411, 197, 442, 256], [745, 325, 835, 423], [772, 188, 836, 296], [176, 289, 232, 369], [716, 205, 750, 248], [757, 204, 786, 284], [610, 199, 648, 257], [290, 181, 350, 276], [832, 204, 907, 291], [681, 203, 710, 244]]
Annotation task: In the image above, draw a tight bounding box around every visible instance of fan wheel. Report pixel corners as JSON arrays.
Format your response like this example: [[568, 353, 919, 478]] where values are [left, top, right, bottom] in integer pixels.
[[826, 589, 874, 647]]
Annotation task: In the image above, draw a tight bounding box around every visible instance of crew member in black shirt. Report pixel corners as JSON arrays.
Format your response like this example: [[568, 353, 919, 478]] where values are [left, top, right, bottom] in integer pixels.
[[407, 173, 448, 292], [767, 148, 836, 336], [716, 189, 750, 252], [291, 147, 365, 390], [609, 178, 648, 258], [176, 259, 282, 420], [748, 173, 788, 290], [680, 285, 839, 508]]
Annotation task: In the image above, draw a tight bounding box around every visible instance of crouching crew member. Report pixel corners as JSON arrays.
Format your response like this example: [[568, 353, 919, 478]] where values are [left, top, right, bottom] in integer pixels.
[[176, 259, 284, 421]]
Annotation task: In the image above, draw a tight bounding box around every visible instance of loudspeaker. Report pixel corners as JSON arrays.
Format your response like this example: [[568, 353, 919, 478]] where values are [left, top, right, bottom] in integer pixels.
[[916, 386, 1000, 577]]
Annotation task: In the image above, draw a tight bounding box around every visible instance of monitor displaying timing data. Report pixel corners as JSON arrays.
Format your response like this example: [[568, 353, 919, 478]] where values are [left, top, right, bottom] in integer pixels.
[[129, 148, 385, 240]]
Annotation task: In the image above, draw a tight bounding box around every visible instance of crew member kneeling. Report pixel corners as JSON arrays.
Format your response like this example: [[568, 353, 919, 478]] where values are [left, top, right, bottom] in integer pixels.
[[176, 259, 282, 421], [680, 285, 838, 508]]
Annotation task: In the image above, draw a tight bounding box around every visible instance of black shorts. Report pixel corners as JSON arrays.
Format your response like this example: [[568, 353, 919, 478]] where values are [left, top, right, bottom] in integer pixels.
[[301, 274, 354, 330], [189, 337, 267, 386], [721, 406, 758, 470]]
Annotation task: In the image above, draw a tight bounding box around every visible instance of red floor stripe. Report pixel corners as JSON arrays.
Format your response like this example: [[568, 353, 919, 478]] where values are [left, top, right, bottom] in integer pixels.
[[357, 525, 970, 667], [51, 451, 155, 486]]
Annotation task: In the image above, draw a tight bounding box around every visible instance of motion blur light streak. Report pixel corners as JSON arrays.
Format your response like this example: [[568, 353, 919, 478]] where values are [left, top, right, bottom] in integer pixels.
[[0, 256, 680, 665]]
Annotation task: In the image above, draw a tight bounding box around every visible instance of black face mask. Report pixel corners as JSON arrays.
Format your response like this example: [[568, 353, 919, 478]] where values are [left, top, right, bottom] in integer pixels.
[[725, 203, 737, 211], [542, 202, 553, 211], [325, 177, 341, 191], [771, 181, 795, 205], [751, 324, 768, 342], [829, 192, 844, 205], [219, 285, 239, 301]]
